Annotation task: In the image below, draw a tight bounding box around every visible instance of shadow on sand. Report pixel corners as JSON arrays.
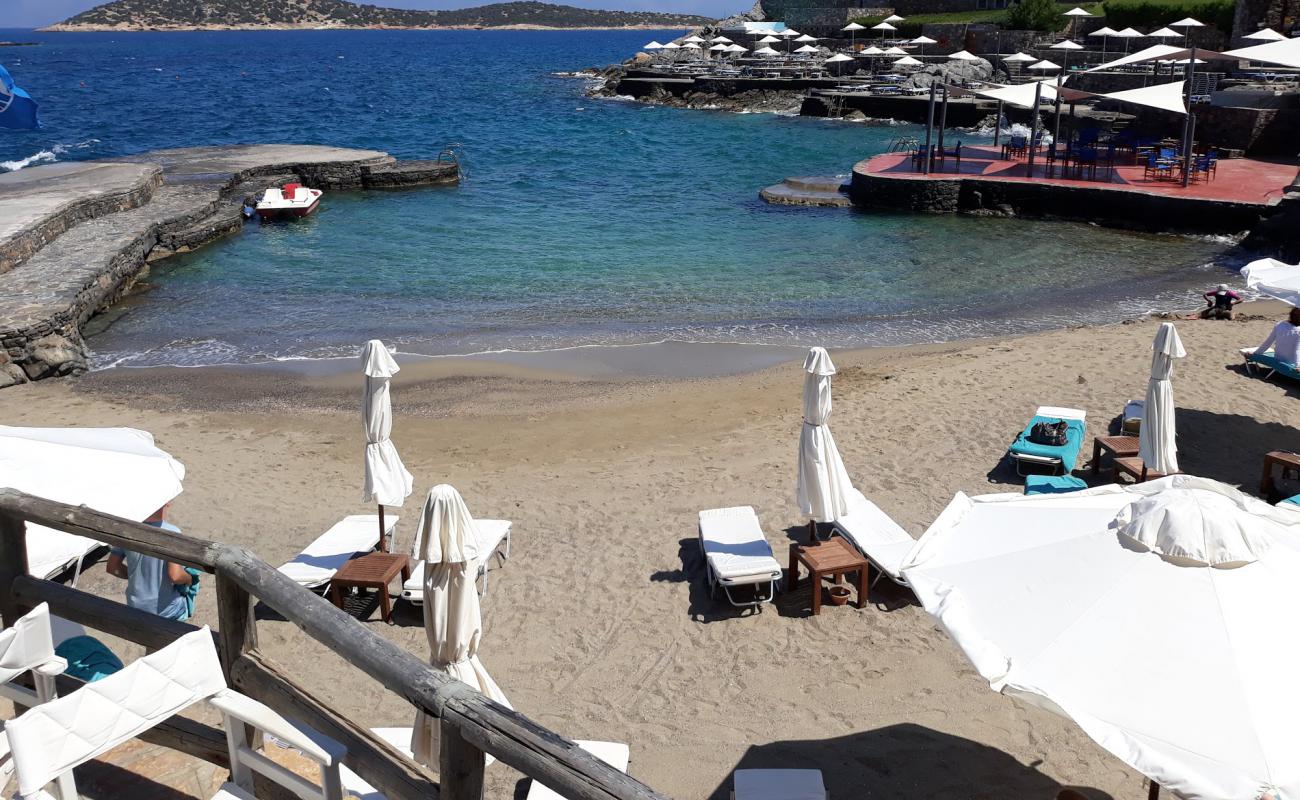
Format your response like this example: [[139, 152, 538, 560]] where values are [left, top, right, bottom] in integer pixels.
[[703, 723, 1118, 800]]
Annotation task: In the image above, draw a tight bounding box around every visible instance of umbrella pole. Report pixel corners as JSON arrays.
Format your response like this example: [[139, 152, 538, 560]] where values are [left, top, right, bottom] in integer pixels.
[[377, 505, 387, 552], [1027, 81, 1043, 176], [994, 99, 1003, 148], [938, 84, 949, 164], [923, 83, 936, 175], [1181, 47, 1197, 188], [1053, 73, 1063, 164]]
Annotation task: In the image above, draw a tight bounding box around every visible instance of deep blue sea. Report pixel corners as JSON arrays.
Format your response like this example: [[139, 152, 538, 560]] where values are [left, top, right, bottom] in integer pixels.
[[0, 29, 1237, 368]]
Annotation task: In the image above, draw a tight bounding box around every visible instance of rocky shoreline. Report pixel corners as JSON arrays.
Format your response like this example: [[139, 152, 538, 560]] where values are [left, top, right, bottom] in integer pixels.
[[0, 145, 459, 387]]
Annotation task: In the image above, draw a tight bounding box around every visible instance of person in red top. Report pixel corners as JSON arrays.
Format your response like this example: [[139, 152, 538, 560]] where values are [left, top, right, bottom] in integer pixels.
[[1201, 284, 1242, 320]]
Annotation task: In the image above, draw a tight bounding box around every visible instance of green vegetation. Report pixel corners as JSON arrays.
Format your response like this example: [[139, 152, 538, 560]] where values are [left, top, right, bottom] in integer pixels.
[[850, 2, 1104, 33], [1101, 0, 1234, 34], [57, 0, 713, 29], [1007, 0, 1069, 30]]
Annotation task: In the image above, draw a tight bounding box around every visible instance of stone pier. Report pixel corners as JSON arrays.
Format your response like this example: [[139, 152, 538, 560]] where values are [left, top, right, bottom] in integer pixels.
[[0, 144, 459, 386]]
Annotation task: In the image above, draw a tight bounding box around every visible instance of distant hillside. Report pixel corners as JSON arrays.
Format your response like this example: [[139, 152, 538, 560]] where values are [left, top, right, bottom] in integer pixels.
[[45, 0, 712, 30]]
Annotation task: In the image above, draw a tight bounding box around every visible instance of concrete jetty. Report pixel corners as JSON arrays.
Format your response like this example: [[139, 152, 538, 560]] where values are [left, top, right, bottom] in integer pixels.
[[0, 144, 459, 386]]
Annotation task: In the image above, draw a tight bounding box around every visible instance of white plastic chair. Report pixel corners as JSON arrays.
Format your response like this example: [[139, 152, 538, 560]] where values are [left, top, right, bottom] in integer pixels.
[[4, 627, 345, 800], [0, 603, 75, 800]]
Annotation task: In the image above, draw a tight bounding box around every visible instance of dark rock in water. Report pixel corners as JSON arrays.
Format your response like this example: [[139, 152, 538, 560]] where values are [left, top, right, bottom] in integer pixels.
[[904, 59, 994, 89], [23, 333, 88, 380], [843, 110, 868, 122]]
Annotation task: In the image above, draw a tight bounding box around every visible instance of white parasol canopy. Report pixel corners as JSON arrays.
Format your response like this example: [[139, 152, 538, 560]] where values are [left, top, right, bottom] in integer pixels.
[[1089, 26, 1118, 37], [759, 34, 781, 43], [1148, 26, 1181, 38], [781, 29, 801, 37], [362, 340, 414, 517], [1241, 258, 1300, 306], [1138, 322, 1185, 475], [1171, 16, 1205, 27], [842, 22, 865, 31], [795, 34, 818, 42], [872, 22, 897, 31], [948, 49, 980, 60], [883, 13, 905, 22], [1063, 6, 1093, 15], [410, 485, 511, 769], [643, 41, 663, 50], [910, 35, 937, 44], [754, 46, 780, 55], [1002, 51, 1037, 62], [1051, 39, 1084, 49], [893, 55, 923, 66], [795, 44, 820, 53], [1114, 26, 1145, 37], [1243, 28, 1287, 41], [0, 426, 185, 578], [902, 476, 1300, 800], [1224, 37, 1300, 68], [1101, 80, 1187, 113], [796, 348, 854, 527], [825, 53, 855, 63], [709, 43, 729, 51], [681, 43, 701, 50], [662, 42, 681, 49], [1028, 59, 1062, 70], [883, 46, 908, 55], [860, 45, 885, 55], [681, 35, 706, 43], [711, 35, 733, 43], [726, 44, 748, 52]]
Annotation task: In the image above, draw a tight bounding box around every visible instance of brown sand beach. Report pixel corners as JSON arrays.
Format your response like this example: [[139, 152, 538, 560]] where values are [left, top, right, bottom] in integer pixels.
[[2, 307, 1297, 799]]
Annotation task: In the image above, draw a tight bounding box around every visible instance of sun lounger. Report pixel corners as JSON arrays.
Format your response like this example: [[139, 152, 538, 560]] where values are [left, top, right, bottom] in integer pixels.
[[400, 519, 512, 604], [0, 603, 76, 799], [26, 529, 105, 584], [831, 489, 915, 588], [278, 514, 398, 590], [336, 727, 414, 800], [698, 507, 783, 608], [1121, 399, 1144, 435], [1007, 406, 1087, 476], [527, 741, 630, 800], [1024, 475, 1089, 495], [1242, 347, 1300, 381], [732, 769, 827, 800]]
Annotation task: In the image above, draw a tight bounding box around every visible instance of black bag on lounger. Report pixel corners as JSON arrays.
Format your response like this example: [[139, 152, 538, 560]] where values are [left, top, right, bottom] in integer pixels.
[[1029, 420, 1069, 447]]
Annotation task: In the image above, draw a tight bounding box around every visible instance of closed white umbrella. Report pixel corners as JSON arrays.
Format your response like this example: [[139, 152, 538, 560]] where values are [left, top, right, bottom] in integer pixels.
[[410, 485, 511, 769], [795, 348, 854, 541], [1243, 28, 1287, 41], [1138, 322, 1185, 475], [362, 340, 413, 547], [0, 426, 185, 579], [902, 475, 1300, 800], [1242, 257, 1300, 307]]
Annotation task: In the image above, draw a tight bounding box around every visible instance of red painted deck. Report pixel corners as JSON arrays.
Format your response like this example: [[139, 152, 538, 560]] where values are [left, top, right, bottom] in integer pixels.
[[860, 146, 1298, 206]]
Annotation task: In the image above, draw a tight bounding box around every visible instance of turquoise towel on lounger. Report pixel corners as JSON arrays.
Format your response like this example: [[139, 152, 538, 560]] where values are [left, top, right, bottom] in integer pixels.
[[1025, 475, 1089, 495], [1248, 352, 1300, 381], [1009, 415, 1086, 469]]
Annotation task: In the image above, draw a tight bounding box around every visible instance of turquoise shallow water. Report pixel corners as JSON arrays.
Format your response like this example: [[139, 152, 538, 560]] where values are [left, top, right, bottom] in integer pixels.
[[0, 29, 1239, 367]]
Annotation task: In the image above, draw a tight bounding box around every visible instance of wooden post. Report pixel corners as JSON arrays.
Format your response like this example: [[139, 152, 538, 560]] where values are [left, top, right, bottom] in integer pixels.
[[1148, 780, 1161, 800], [923, 83, 936, 175], [994, 99, 1003, 147], [1181, 47, 1197, 188], [440, 718, 486, 800], [1027, 80, 1043, 175], [0, 510, 30, 627], [216, 572, 260, 747], [937, 84, 949, 162]]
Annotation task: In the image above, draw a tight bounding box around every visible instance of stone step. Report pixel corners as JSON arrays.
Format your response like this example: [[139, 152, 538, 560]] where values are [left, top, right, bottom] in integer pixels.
[[760, 177, 853, 208]]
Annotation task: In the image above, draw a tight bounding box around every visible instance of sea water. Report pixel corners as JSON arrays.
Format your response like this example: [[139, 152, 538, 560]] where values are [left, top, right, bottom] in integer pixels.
[[0, 29, 1238, 368]]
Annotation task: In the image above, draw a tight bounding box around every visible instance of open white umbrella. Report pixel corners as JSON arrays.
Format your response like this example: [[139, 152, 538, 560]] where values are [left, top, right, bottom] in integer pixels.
[[883, 46, 908, 55], [781, 29, 801, 38], [796, 348, 854, 541], [1114, 27, 1144, 53], [1148, 26, 1181, 39], [825, 53, 855, 63], [1242, 258, 1300, 306], [1003, 51, 1037, 62], [1051, 39, 1083, 49], [1170, 18, 1203, 47], [710, 35, 733, 43], [1063, 6, 1092, 15], [0, 426, 185, 580], [795, 44, 820, 54], [1028, 59, 1062, 70], [910, 35, 936, 44], [410, 485, 511, 770], [893, 55, 923, 66], [1243, 28, 1287, 41], [759, 35, 781, 43], [662, 42, 681, 49], [843, 22, 865, 49], [872, 22, 897, 34], [902, 475, 1300, 800], [1138, 322, 1185, 476], [860, 45, 884, 55], [362, 340, 414, 547], [1089, 26, 1118, 57], [643, 40, 663, 50], [948, 49, 980, 60], [682, 35, 706, 43], [883, 13, 905, 23], [754, 46, 780, 56], [726, 44, 748, 53], [709, 43, 728, 51], [795, 34, 818, 42]]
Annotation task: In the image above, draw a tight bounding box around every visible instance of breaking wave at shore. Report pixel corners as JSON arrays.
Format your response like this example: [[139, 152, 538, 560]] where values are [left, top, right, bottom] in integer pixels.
[[0, 139, 100, 172]]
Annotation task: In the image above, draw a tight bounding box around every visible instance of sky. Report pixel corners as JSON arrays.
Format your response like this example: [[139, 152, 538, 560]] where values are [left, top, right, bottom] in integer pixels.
[[6, 0, 744, 28]]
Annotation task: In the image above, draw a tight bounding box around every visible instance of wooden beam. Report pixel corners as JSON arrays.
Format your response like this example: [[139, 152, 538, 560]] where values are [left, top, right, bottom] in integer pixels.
[[439, 720, 485, 800], [0, 490, 216, 571], [230, 651, 439, 800], [11, 575, 199, 651], [0, 509, 31, 627]]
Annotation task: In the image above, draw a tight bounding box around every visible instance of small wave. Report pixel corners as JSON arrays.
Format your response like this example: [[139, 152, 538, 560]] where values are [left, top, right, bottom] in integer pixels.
[[0, 139, 101, 173]]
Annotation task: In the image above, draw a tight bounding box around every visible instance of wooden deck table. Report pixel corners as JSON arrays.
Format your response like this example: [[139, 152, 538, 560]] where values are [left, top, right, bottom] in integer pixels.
[[330, 552, 411, 624], [788, 537, 869, 616], [1114, 456, 1172, 484], [1092, 435, 1141, 476], [1261, 450, 1300, 503]]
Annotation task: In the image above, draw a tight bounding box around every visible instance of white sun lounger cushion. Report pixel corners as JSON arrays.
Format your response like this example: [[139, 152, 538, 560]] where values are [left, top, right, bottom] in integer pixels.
[[25, 530, 103, 581], [528, 741, 630, 800], [832, 490, 915, 584], [338, 728, 415, 800], [1035, 406, 1086, 421], [0, 604, 58, 688], [698, 507, 782, 584], [733, 768, 826, 800], [278, 514, 399, 589], [402, 519, 512, 600]]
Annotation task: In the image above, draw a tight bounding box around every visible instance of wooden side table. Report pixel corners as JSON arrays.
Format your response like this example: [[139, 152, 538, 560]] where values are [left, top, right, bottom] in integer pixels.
[[1114, 456, 1170, 484], [1261, 451, 1300, 503], [1092, 435, 1140, 476], [330, 552, 411, 623], [788, 537, 869, 616]]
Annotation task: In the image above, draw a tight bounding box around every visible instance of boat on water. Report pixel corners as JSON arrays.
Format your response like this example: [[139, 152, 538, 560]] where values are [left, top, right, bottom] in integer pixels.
[[255, 183, 322, 220]]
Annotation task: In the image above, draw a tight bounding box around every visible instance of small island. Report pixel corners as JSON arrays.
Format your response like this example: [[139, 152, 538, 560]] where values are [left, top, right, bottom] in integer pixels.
[[43, 0, 713, 31]]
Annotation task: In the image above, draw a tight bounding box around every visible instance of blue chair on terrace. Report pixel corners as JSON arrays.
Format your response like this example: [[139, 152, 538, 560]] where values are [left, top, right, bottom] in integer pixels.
[[1003, 134, 1028, 159], [1190, 149, 1218, 181], [1144, 152, 1174, 181]]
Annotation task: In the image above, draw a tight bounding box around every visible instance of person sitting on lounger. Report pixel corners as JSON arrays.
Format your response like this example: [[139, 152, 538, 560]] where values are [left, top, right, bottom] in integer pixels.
[[1201, 284, 1242, 320], [106, 503, 199, 621], [1254, 307, 1300, 367]]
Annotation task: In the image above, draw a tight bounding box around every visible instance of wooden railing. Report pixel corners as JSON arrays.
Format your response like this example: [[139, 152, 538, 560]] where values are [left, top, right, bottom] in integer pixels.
[[0, 489, 667, 800]]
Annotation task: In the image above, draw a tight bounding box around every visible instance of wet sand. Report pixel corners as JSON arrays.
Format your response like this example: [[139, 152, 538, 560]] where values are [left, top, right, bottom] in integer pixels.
[[3, 306, 1298, 799]]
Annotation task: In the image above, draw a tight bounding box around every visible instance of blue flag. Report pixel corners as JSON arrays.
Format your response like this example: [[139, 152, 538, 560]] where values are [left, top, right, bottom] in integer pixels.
[[0, 63, 40, 130]]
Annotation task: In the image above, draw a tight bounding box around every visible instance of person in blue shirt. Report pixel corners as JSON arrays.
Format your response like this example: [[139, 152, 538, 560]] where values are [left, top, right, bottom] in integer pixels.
[[106, 504, 197, 621]]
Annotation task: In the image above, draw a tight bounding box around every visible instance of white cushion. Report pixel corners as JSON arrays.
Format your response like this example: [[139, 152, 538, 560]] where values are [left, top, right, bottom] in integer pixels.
[[528, 741, 630, 800], [278, 515, 398, 589], [698, 507, 781, 582], [834, 490, 915, 581], [212, 782, 256, 800], [338, 727, 415, 800], [734, 768, 825, 800], [1035, 406, 1086, 421], [402, 519, 511, 599]]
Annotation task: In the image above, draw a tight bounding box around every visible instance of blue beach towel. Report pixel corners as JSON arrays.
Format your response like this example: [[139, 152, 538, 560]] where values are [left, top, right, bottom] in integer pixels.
[[1009, 414, 1086, 470], [1248, 352, 1300, 382], [1025, 475, 1089, 495], [55, 636, 123, 682], [1283, 495, 1300, 508], [180, 567, 201, 620]]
